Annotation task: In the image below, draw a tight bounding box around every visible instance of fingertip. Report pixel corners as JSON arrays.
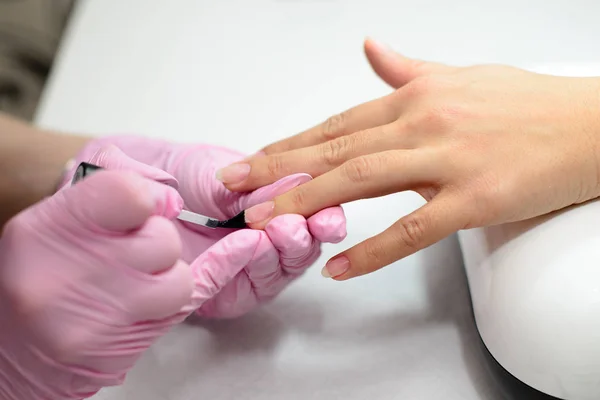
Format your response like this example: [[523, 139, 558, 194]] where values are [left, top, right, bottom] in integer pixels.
[[265, 214, 311, 250], [364, 37, 390, 56], [244, 201, 275, 227], [307, 206, 347, 243], [124, 174, 183, 220], [321, 255, 351, 280], [155, 184, 184, 219]]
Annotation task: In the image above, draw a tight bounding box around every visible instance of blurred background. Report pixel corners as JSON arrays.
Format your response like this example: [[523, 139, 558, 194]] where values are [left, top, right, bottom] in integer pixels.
[[0, 0, 75, 120]]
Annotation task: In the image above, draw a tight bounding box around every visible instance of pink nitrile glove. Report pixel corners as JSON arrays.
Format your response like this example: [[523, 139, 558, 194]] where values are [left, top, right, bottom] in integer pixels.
[[63, 136, 347, 318], [0, 170, 193, 399]]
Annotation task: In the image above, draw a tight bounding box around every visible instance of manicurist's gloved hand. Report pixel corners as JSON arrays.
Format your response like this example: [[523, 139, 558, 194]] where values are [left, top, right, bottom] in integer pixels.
[[0, 169, 193, 399], [63, 138, 347, 318]]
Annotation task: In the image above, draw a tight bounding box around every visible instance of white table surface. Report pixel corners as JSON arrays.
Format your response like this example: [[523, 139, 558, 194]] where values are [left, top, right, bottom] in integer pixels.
[[34, 1, 600, 399]]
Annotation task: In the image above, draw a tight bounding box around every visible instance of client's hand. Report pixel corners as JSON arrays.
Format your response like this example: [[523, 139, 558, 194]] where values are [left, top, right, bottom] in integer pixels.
[[215, 38, 600, 280], [63, 139, 346, 318]]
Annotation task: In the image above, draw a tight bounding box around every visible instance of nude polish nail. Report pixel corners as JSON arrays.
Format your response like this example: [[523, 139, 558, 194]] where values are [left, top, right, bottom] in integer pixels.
[[215, 163, 251, 184], [245, 201, 274, 224], [321, 256, 350, 278]]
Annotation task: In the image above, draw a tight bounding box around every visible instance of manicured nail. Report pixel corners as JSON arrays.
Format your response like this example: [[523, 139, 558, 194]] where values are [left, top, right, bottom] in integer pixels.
[[321, 256, 350, 278], [244, 201, 274, 224], [215, 163, 251, 184]]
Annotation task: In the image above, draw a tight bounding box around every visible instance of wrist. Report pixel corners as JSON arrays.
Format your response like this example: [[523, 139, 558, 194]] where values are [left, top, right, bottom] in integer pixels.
[[0, 115, 90, 226]]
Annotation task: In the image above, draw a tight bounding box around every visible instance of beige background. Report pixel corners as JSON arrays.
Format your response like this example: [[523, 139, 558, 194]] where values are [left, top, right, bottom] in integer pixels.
[[0, 0, 74, 119]]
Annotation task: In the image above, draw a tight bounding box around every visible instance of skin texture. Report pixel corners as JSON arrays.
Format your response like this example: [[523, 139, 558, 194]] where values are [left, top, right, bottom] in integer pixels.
[[63, 140, 347, 318], [216, 38, 600, 280]]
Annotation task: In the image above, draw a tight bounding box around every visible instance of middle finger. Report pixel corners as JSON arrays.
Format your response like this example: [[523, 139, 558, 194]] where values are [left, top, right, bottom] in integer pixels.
[[221, 121, 413, 192]]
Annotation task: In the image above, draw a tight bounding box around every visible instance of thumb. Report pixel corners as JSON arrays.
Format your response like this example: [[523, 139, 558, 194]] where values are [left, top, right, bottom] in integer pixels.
[[89, 144, 178, 188], [58, 170, 183, 233], [363, 38, 452, 88]]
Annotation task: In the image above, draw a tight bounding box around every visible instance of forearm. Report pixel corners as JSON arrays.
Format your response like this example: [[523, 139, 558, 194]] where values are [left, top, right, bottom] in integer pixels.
[[0, 113, 90, 227]]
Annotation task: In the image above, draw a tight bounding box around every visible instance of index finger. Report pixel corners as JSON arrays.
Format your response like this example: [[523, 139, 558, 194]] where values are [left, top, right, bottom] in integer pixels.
[[258, 92, 400, 156]]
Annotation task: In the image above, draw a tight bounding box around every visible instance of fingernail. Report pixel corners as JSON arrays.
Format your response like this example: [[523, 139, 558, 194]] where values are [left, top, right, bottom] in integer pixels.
[[215, 163, 251, 184], [321, 256, 350, 278], [245, 201, 274, 224]]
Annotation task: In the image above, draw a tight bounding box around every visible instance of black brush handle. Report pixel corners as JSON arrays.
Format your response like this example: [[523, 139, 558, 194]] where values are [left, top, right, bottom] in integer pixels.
[[71, 162, 102, 184]]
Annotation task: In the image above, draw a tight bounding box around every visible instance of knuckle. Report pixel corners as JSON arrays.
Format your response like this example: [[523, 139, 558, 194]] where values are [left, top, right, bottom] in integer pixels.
[[265, 154, 287, 179], [411, 103, 464, 133], [342, 155, 378, 184], [395, 213, 429, 249], [287, 186, 309, 210], [321, 111, 350, 140], [321, 135, 352, 166], [362, 241, 388, 271], [404, 76, 436, 98], [343, 157, 373, 183]]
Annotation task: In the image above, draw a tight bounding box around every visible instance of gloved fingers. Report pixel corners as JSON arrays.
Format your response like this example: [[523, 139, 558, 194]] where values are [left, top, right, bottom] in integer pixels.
[[125, 259, 194, 321], [226, 173, 312, 216], [60, 170, 183, 233], [307, 206, 348, 243], [110, 216, 182, 274], [194, 273, 258, 319], [89, 144, 178, 188], [240, 230, 286, 295], [265, 214, 320, 276], [187, 230, 262, 308], [195, 231, 284, 318]]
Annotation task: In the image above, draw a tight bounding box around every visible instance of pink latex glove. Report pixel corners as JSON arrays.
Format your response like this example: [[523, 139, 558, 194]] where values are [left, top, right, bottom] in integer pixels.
[[0, 170, 193, 399], [62, 136, 347, 318]]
